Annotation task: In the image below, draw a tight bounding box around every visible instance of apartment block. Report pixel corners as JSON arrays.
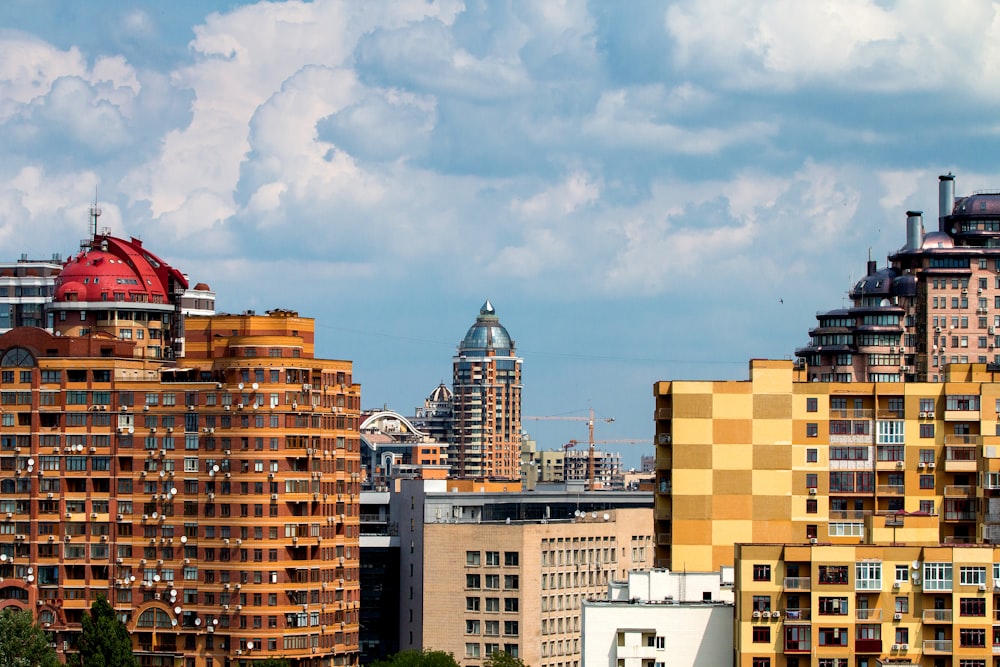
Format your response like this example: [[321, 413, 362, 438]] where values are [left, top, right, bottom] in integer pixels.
[[394, 479, 653, 667], [0, 311, 361, 667], [736, 542, 1000, 667], [655, 359, 1000, 572]]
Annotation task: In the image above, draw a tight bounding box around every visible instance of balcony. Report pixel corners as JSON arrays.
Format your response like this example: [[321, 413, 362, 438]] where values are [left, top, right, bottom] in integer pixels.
[[831, 409, 873, 420], [877, 485, 905, 496], [922, 639, 952, 654], [855, 608, 882, 621], [944, 485, 975, 498], [922, 609, 952, 623], [783, 608, 810, 622], [783, 577, 811, 591], [829, 457, 874, 470], [855, 638, 882, 653], [944, 445, 978, 472], [829, 510, 870, 521], [655, 408, 672, 421], [944, 409, 980, 421], [783, 640, 811, 654], [656, 532, 671, 545]]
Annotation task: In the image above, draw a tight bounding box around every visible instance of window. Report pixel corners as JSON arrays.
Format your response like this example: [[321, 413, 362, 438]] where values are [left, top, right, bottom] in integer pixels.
[[504, 552, 519, 566], [894, 628, 908, 644], [806, 398, 818, 412], [504, 598, 518, 612], [752, 660, 770, 667], [465, 643, 480, 658], [960, 597, 985, 616], [960, 566, 986, 586], [924, 562, 953, 591], [894, 597, 908, 613], [466, 551, 480, 566], [503, 575, 519, 590], [806, 499, 817, 514], [919, 475, 935, 489], [753, 564, 771, 582], [919, 423, 935, 438], [818, 597, 848, 615], [818, 627, 848, 646], [806, 423, 818, 437], [485, 598, 499, 612], [806, 448, 818, 463], [960, 628, 986, 647], [752, 626, 770, 643], [503, 621, 518, 636], [806, 474, 817, 488], [466, 574, 481, 590], [752, 596, 771, 612], [855, 562, 881, 590], [894, 565, 908, 583], [466, 597, 480, 612], [466, 620, 480, 635], [485, 551, 500, 566], [818, 565, 848, 585]]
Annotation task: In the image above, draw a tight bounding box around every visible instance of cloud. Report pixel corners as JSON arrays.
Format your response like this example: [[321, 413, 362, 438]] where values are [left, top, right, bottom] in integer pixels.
[[664, 0, 1000, 94]]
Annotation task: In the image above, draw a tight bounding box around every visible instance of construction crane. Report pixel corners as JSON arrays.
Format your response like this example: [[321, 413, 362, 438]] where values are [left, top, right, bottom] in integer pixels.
[[523, 409, 614, 490]]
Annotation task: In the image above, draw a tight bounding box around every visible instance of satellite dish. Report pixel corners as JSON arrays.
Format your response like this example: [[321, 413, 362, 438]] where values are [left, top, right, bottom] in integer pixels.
[[912, 561, 920, 569], [603, 513, 610, 521], [879, 298, 891, 307], [247, 642, 254, 650]]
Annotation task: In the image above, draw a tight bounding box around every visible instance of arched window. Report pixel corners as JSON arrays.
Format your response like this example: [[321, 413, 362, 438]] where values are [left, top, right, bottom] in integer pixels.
[[0, 348, 34, 368], [0, 586, 28, 601], [137, 608, 172, 628], [39, 610, 55, 624]]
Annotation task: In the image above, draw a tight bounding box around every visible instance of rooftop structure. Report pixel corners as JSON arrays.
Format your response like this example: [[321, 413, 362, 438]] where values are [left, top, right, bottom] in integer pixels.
[[797, 173, 1000, 383]]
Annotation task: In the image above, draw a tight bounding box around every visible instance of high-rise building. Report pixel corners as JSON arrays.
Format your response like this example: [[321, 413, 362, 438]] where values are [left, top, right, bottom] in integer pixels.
[[797, 173, 1000, 383], [0, 310, 361, 666], [451, 301, 522, 480], [654, 359, 1000, 573]]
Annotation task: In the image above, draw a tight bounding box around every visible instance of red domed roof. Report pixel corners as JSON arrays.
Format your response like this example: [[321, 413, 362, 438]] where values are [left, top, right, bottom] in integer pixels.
[[54, 235, 187, 303]]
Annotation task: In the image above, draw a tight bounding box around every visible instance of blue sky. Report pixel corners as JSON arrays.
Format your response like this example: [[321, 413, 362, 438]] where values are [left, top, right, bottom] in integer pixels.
[[4, 0, 1000, 467]]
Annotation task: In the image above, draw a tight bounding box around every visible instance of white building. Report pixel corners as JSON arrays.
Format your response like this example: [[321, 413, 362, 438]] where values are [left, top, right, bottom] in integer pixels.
[[581, 569, 734, 667]]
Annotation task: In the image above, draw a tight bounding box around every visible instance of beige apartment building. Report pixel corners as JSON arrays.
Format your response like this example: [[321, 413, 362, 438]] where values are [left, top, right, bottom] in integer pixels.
[[394, 479, 653, 667], [655, 359, 1000, 573], [736, 542, 1000, 667]]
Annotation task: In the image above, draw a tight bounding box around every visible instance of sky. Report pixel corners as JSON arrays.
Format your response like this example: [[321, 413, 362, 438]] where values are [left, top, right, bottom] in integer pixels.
[[4, 0, 1000, 467]]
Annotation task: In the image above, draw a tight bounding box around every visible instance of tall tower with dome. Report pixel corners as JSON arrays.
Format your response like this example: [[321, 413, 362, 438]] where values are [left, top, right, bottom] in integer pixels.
[[451, 300, 523, 479]]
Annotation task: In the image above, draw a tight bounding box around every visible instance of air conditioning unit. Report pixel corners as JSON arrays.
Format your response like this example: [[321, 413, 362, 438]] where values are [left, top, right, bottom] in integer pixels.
[[918, 461, 925, 468], [979, 583, 987, 591], [809, 488, 817, 495], [292, 402, 298, 410], [150, 427, 157, 433], [207, 626, 214, 633], [762, 611, 771, 618], [270, 494, 278, 501], [752, 611, 761, 618], [892, 581, 900, 589], [893, 612, 902, 620], [235, 604, 242, 611], [899, 644, 908, 650], [927, 462, 935, 469], [224, 449, 231, 456], [892, 644, 900, 650], [896, 461, 904, 468], [166, 427, 173, 433], [237, 404, 244, 410], [935, 327, 942, 332], [224, 405, 230, 411], [771, 611, 780, 618], [962, 288, 968, 294]]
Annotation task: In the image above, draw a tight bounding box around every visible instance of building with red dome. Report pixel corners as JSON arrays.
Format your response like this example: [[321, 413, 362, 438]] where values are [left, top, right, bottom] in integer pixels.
[[49, 210, 214, 359]]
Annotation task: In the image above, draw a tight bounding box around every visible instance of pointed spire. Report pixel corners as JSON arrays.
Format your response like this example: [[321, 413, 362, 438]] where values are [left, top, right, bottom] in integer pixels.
[[480, 299, 495, 316]]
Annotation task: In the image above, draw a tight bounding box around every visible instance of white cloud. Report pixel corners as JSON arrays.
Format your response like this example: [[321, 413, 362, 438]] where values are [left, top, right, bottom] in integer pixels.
[[665, 0, 1000, 94]]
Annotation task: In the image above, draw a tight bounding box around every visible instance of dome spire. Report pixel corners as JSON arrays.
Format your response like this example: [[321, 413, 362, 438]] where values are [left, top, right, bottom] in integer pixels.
[[480, 299, 495, 316]]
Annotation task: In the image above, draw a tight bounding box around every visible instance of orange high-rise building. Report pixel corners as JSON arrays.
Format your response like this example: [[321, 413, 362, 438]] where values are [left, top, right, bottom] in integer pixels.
[[0, 310, 361, 667]]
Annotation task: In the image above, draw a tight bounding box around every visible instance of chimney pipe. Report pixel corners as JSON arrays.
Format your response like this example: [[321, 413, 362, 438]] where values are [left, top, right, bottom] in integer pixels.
[[939, 174, 955, 232], [867, 260, 877, 276], [905, 211, 923, 251]]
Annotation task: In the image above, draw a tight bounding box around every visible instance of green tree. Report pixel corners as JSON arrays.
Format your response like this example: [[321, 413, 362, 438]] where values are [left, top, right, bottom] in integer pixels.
[[484, 652, 526, 667], [370, 650, 460, 667], [0, 607, 62, 667], [71, 596, 136, 667]]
